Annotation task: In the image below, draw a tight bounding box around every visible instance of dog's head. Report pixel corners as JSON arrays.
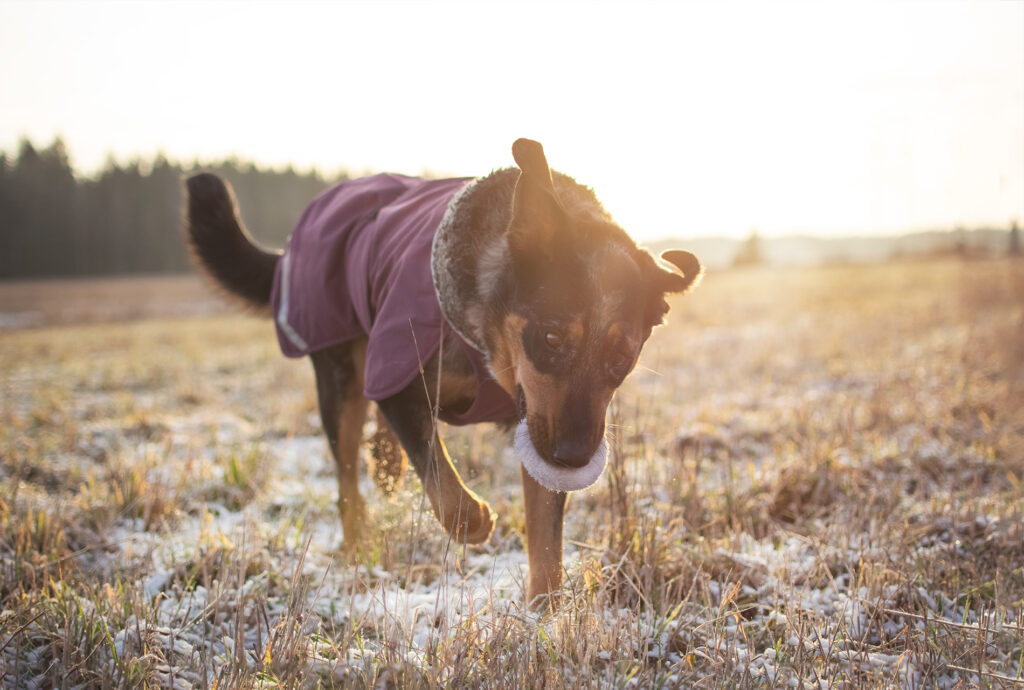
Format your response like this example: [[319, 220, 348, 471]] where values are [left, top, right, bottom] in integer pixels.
[[486, 139, 702, 479]]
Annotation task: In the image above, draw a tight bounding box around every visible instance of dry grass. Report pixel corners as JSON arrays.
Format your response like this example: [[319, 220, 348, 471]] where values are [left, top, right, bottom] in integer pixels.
[[0, 275, 229, 329], [1, 257, 1022, 688]]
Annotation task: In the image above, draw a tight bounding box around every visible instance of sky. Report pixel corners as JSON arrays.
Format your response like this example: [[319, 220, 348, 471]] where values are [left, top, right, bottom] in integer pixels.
[[0, 0, 1021, 241]]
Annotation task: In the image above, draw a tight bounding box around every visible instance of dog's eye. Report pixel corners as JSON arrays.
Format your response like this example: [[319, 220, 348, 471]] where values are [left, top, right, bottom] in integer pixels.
[[544, 330, 563, 350], [609, 351, 633, 378]]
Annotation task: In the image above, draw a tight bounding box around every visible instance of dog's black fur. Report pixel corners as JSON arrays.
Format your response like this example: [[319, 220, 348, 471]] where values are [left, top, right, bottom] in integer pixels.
[[185, 139, 702, 606]]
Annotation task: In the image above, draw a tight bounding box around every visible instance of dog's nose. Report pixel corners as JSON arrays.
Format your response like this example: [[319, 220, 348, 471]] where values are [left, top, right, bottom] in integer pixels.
[[552, 440, 594, 468]]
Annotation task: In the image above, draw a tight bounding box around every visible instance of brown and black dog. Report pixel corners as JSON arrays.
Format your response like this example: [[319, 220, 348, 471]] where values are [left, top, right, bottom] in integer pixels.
[[184, 139, 701, 607]]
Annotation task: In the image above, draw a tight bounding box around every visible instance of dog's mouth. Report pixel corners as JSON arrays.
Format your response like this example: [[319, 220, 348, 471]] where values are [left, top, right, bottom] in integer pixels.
[[514, 419, 608, 492]]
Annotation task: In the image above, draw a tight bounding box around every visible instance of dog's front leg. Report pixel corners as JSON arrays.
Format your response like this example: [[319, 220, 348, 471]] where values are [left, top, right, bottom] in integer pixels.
[[521, 467, 568, 609], [377, 388, 495, 544]]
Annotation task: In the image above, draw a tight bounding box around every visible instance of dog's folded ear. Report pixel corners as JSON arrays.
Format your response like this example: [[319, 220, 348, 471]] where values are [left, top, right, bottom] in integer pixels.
[[508, 139, 567, 267], [643, 249, 703, 327], [658, 250, 704, 294]]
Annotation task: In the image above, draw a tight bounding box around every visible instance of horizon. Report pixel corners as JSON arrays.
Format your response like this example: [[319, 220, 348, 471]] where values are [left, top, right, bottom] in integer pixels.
[[1, 0, 1022, 241], [4, 136, 1014, 243]]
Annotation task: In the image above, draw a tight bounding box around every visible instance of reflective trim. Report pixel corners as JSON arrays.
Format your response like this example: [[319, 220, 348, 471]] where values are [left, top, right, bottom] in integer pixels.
[[276, 250, 309, 352]]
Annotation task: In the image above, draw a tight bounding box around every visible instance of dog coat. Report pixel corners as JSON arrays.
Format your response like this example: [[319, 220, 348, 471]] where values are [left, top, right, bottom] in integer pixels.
[[270, 173, 516, 426]]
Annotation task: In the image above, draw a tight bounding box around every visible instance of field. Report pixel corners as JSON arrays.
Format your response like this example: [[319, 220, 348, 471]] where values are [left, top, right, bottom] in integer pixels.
[[1, 258, 1022, 688]]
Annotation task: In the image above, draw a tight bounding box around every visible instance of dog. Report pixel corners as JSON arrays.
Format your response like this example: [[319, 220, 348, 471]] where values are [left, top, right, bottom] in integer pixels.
[[184, 139, 702, 607]]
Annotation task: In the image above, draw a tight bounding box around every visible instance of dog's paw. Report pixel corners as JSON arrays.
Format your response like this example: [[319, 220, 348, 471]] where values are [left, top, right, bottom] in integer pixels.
[[442, 498, 495, 545], [526, 586, 562, 613]]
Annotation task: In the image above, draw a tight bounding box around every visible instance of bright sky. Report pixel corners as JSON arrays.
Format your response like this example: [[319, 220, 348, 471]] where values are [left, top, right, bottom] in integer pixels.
[[1, 0, 1021, 240]]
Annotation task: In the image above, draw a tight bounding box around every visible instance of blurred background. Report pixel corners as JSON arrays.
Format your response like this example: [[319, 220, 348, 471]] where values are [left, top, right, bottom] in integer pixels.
[[0, 0, 1020, 287]]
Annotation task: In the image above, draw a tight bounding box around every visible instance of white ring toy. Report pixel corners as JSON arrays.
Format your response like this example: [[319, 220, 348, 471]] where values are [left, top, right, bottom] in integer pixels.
[[514, 420, 608, 492]]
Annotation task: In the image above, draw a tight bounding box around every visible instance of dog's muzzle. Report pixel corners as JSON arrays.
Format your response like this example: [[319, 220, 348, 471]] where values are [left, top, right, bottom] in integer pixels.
[[514, 420, 608, 492]]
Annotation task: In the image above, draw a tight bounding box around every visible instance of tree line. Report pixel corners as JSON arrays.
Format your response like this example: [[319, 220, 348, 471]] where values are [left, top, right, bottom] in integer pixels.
[[0, 137, 346, 279]]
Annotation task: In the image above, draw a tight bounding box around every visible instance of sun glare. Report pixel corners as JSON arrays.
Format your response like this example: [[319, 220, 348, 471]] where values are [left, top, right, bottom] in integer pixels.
[[0, 0, 1020, 240]]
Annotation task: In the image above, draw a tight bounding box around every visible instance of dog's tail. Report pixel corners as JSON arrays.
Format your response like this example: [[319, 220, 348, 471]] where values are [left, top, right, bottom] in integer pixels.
[[184, 173, 281, 313]]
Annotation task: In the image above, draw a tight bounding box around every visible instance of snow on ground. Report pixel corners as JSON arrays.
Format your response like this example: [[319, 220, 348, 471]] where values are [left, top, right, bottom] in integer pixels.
[[3, 260, 1022, 687], [84, 422, 1018, 687]]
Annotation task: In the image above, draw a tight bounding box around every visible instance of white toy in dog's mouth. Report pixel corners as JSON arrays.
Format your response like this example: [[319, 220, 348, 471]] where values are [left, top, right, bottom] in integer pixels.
[[514, 420, 608, 492]]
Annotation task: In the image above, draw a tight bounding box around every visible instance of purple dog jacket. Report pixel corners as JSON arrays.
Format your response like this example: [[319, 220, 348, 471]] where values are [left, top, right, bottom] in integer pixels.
[[270, 173, 515, 426]]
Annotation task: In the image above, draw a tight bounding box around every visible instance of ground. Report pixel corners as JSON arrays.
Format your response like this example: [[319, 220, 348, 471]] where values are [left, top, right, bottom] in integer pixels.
[[1, 258, 1022, 688]]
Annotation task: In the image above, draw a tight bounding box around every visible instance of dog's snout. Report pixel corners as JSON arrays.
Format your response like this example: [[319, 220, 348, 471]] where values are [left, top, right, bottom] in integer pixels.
[[544, 388, 609, 469], [552, 439, 594, 468]]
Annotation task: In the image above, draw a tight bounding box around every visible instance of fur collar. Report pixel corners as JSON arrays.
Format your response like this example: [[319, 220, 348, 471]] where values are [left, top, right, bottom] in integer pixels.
[[431, 168, 519, 353]]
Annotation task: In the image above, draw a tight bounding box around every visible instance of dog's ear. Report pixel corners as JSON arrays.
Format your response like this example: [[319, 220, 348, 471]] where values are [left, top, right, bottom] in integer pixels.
[[642, 249, 703, 327], [512, 138, 555, 189], [657, 250, 703, 294], [508, 139, 566, 262]]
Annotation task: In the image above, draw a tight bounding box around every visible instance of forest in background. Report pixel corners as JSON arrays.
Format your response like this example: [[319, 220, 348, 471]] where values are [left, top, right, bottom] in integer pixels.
[[1, 138, 1019, 280], [0, 137, 343, 279]]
